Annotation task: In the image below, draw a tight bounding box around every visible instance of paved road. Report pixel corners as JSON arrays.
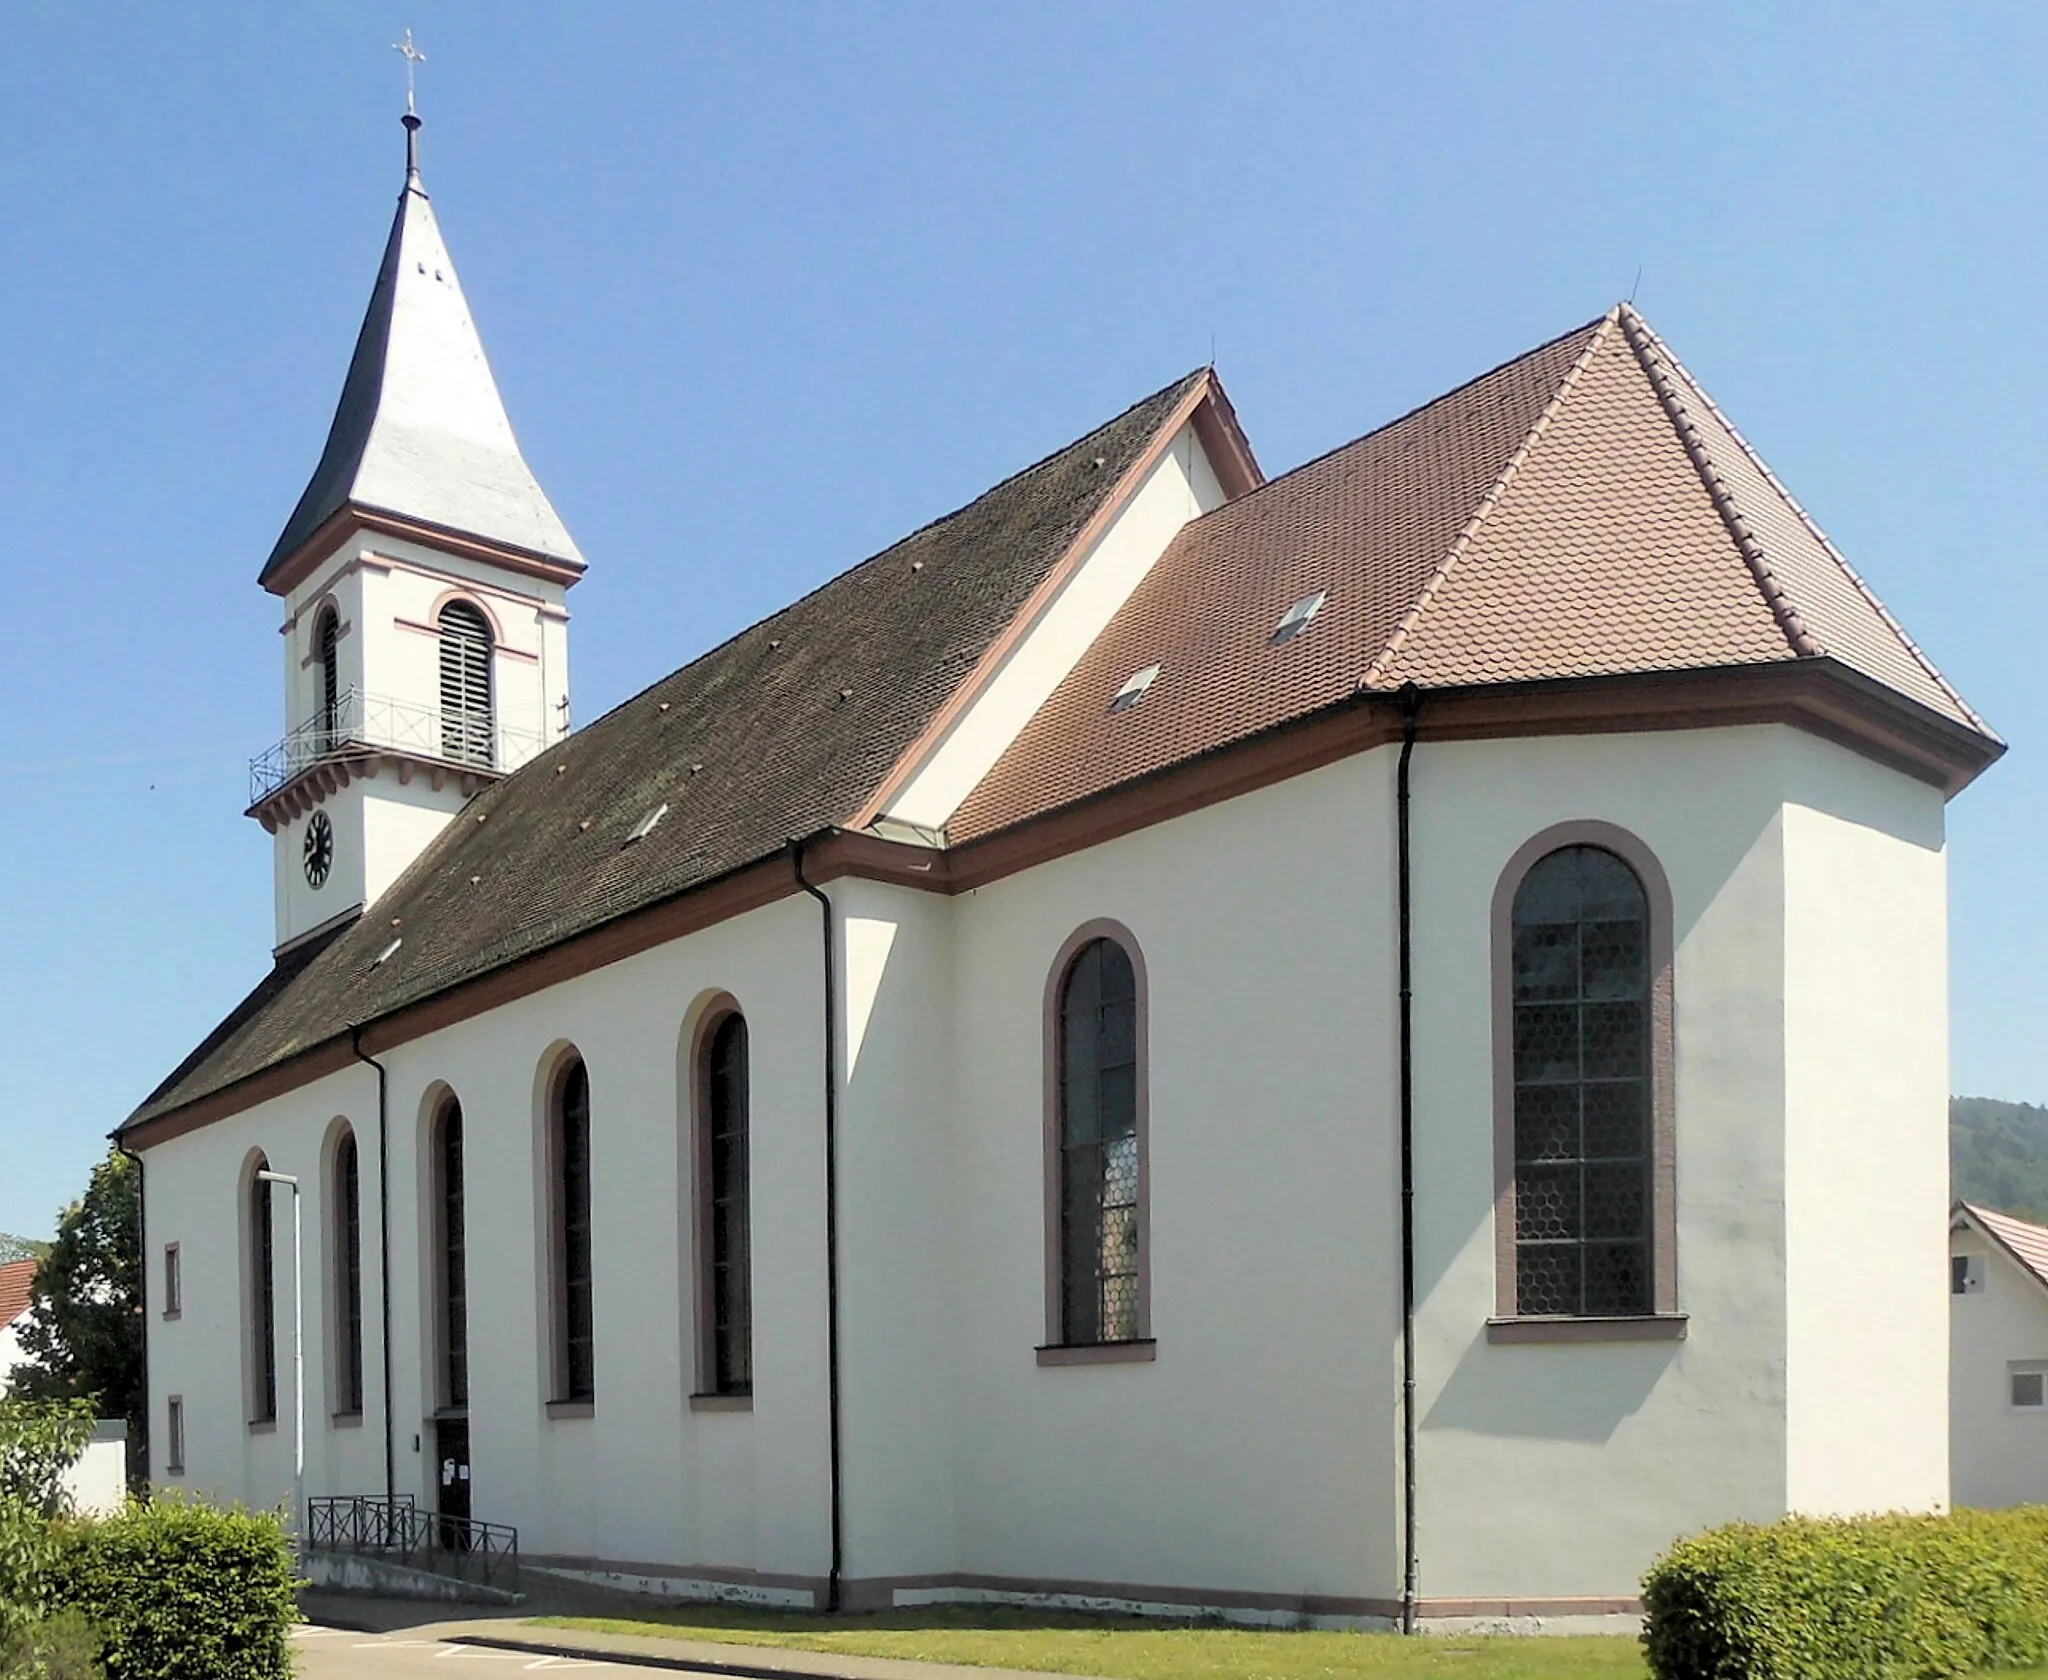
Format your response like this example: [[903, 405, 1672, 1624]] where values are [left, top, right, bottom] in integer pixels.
[[293, 1625, 660, 1678]]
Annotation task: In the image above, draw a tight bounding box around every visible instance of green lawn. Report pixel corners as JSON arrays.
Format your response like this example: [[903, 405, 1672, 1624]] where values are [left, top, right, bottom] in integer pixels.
[[533, 1605, 1649, 1679], [534, 1606, 2048, 1680]]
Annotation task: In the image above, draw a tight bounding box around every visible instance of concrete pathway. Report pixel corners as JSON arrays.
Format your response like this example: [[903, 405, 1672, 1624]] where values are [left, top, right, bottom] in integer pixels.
[[297, 1589, 1106, 1680]]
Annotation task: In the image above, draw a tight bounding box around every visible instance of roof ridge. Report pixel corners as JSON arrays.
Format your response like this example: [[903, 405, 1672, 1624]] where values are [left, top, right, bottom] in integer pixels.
[[1616, 306, 1821, 660], [1180, 315, 1613, 530], [1361, 309, 1619, 690], [1619, 305, 1989, 735]]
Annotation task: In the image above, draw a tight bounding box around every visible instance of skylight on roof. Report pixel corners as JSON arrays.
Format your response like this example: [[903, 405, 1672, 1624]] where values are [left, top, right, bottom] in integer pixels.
[[1271, 590, 1328, 646], [625, 803, 669, 846], [371, 936, 403, 969], [1109, 665, 1161, 714]]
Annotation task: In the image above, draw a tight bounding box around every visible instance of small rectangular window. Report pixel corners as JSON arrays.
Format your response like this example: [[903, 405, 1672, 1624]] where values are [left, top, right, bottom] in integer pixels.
[[165, 1396, 186, 1476], [2011, 1364, 2047, 1410], [163, 1243, 182, 1319], [1954, 1253, 1986, 1296]]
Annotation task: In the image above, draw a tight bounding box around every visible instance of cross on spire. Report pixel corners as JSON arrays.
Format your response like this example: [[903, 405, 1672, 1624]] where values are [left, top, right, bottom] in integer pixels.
[[393, 29, 426, 117]]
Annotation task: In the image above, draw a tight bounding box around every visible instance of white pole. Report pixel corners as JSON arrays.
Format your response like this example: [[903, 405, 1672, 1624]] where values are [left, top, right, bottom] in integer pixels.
[[257, 1171, 305, 1549]]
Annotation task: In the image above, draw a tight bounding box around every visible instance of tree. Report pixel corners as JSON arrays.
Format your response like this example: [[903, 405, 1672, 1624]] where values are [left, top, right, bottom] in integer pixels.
[[12, 1150, 142, 1487], [0, 1235, 48, 1265]]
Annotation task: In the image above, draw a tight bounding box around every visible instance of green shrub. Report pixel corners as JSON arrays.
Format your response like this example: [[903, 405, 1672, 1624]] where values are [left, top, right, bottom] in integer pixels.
[[0, 1398, 96, 1641], [1642, 1506, 2048, 1679], [0, 1610, 101, 1680], [50, 1498, 297, 1680]]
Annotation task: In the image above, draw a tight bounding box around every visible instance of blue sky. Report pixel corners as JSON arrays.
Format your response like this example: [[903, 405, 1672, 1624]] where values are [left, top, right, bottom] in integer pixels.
[[1, 3, 2042, 1238]]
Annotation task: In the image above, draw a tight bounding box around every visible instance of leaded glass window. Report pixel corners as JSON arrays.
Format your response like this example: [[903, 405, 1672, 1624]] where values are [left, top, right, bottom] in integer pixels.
[[436, 1100, 469, 1408], [705, 1015, 751, 1395], [1058, 937, 1141, 1344], [556, 1059, 595, 1403], [335, 1129, 364, 1414], [1511, 845, 1652, 1316], [316, 608, 341, 749], [250, 1155, 277, 1422]]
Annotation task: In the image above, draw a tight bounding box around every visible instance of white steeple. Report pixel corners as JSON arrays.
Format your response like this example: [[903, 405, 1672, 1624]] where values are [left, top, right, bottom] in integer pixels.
[[250, 112, 580, 954], [261, 114, 583, 588]]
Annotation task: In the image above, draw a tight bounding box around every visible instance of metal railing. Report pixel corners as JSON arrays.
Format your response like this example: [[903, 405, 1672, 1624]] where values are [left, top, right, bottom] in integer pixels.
[[249, 687, 544, 803], [305, 1493, 520, 1592]]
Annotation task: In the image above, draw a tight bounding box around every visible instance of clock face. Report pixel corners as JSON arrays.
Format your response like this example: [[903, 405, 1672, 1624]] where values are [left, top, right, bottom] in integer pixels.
[[303, 811, 334, 890]]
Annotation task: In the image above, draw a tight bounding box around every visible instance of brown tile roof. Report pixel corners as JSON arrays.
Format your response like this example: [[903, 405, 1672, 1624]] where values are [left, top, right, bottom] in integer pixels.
[[951, 306, 1993, 841], [1961, 1202, 2048, 1295], [0, 1259, 36, 1331], [129, 372, 1208, 1130]]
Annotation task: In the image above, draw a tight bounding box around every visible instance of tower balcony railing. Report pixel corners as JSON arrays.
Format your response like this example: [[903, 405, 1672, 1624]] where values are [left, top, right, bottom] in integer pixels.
[[249, 687, 543, 804]]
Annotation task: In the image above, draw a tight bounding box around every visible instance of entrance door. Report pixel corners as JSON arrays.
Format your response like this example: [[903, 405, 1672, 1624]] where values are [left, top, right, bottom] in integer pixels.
[[434, 1417, 471, 1548]]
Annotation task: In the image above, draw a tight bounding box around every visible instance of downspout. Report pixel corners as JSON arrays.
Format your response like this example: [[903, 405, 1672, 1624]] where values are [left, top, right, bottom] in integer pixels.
[[350, 1027, 397, 1504], [791, 837, 846, 1614], [1395, 683, 1422, 1636], [114, 1136, 147, 1492]]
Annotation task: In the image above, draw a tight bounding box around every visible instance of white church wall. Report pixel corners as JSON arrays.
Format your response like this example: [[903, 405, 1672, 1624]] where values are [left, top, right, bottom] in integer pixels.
[[359, 891, 833, 1584], [1950, 1226, 2048, 1507], [945, 753, 1402, 1606], [1405, 725, 1796, 1601], [829, 878, 963, 1584], [1780, 732, 1949, 1515], [880, 421, 1227, 835], [141, 1064, 387, 1518]]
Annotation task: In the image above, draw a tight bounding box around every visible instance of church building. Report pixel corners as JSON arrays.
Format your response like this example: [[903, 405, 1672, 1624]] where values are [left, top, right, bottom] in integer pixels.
[[121, 115, 2003, 1626]]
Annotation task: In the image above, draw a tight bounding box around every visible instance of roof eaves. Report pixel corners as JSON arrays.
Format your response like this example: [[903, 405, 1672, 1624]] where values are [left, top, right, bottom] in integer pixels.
[[1362, 309, 1619, 690]]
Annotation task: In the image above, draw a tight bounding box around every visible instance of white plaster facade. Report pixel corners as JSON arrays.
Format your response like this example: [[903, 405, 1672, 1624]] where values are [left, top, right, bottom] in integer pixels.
[[1950, 1206, 2048, 1509], [141, 717, 1958, 1617]]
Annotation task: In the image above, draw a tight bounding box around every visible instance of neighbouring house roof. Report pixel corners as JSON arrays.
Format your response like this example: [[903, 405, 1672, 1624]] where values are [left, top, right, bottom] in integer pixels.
[[0, 1259, 35, 1331], [129, 306, 2002, 1144], [1958, 1202, 2048, 1295], [129, 371, 1213, 1133], [950, 305, 1994, 840], [259, 129, 584, 588]]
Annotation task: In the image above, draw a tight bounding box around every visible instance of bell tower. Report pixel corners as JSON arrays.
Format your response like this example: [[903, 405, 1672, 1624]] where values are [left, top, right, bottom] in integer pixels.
[[249, 110, 584, 953]]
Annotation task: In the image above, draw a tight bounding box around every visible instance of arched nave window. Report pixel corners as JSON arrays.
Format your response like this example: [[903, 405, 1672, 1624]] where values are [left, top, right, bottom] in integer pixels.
[[314, 605, 342, 747], [246, 1152, 278, 1424], [330, 1126, 364, 1416], [694, 1010, 751, 1398], [1048, 925, 1149, 1350], [1496, 827, 1677, 1321], [547, 1056, 596, 1406], [429, 1095, 469, 1409], [437, 599, 495, 768]]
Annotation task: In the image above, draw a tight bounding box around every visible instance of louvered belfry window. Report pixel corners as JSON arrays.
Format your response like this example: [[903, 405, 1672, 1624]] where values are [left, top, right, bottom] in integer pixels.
[[555, 1059, 595, 1404], [315, 608, 342, 748], [703, 1014, 752, 1396], [437, 600, 494, 767], [435, 1099, 469, 1408], [1058, 937, 1142, 1344], [1511, 846, 1653, 1316], [250, 1155, 277, 1423]]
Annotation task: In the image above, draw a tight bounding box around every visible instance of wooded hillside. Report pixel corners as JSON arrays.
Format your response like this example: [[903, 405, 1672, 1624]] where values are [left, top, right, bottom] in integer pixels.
[[1953, 1097, 2048, 1221]]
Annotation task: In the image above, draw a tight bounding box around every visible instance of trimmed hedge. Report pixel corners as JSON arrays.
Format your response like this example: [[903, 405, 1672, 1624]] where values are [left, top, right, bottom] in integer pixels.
[[1642, 1506, 2048, 1679], [50, 1499, 297, 1680]]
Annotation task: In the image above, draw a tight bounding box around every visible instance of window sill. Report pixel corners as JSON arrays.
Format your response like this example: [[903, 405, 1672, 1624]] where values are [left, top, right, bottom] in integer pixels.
[[330, 1410, 364, 1429], [1037, 1339, 1157, 1366], [247, 1419, 277, 1434], [161, 1310, 181, 1323], [689, 1392, 752, 1413], [1486, 1314, 1688, 1344], [164, 1466, 185, 1478], [545, 1400, 595, 1421]]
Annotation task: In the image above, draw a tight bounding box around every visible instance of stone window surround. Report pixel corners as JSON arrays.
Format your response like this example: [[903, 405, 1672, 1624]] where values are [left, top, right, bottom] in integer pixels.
[[1489, 820, 1684, 1344], [1039, 918, 1155, 1366]]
